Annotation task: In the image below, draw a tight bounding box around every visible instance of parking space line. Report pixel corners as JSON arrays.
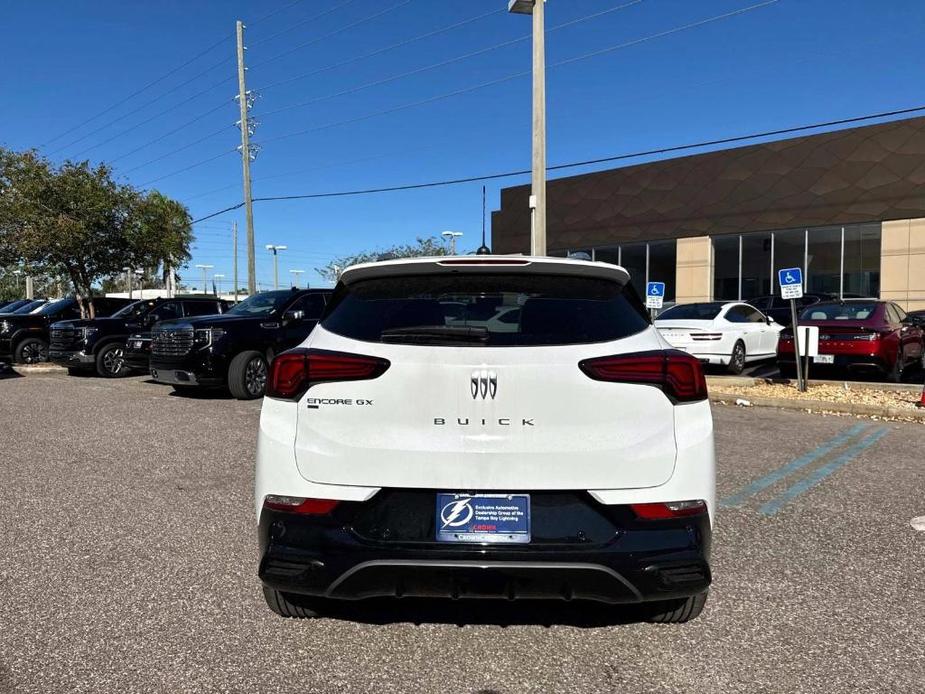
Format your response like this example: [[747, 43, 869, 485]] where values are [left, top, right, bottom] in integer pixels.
[[719, 422, 871, 508], [759, 427, 889, 516]]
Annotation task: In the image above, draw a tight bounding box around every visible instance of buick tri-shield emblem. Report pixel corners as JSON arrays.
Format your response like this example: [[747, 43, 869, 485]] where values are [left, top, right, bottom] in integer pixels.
[[470, 370, 497, 400]]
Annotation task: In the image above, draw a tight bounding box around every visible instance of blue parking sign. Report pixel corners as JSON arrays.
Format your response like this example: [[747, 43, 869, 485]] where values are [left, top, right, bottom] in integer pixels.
[[778, 267, 803, 299], [645, 282, 665, 309]]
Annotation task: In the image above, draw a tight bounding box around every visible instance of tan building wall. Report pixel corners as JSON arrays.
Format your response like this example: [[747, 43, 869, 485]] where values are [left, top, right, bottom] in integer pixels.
[[675, 236, 713, 303], [880, 218, 925, 311]]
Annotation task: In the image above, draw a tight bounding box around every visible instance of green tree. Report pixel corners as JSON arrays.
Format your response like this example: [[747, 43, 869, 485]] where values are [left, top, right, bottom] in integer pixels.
[[0, 148, 192, 317], [315, 236, 451, 284]]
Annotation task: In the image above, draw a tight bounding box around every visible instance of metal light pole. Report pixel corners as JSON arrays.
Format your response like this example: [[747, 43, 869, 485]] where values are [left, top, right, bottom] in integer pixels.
[[289, 269, 305, 288], [265, 245, 288, 290], [213, 273, 225, 295], [441, 231, 463, 255], [509, 0, 546, 257], [195, 264, 213, 293]]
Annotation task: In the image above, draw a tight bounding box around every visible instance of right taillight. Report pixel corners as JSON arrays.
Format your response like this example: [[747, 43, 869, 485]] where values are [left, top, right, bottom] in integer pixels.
[[267, 348, 390, 401], [578, 350, 707, 403], [630, 500, 707, 520]]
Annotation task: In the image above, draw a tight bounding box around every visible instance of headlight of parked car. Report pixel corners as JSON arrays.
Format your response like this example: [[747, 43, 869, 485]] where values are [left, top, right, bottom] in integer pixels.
[[0, 320, 10, 335], [194, 328, 226, 348], [77, 327, 98, 341]]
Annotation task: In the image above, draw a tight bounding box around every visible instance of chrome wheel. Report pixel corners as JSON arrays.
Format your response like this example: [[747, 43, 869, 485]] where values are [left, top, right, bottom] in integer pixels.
[[728, 342, 746, 374], [103, 346, 125, 375], [245, 357, 268, 396]]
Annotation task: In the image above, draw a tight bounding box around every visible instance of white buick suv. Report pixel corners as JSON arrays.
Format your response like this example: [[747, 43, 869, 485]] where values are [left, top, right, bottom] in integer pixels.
[[255, 256, 715, 623]]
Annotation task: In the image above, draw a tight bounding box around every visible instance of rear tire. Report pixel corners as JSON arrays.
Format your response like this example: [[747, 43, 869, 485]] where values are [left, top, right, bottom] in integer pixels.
[[14, 337, 48, 364], [262, 586, 324, 619], [95, 342, 128, 378], [645, 591, 708, 624], [727, 341, 746, 375], [887, 350, 905, 383], [228, 350, 268, 400]]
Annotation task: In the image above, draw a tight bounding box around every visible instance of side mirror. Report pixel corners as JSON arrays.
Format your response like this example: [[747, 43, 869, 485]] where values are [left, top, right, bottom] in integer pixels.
[[283, 309, 304, 324]]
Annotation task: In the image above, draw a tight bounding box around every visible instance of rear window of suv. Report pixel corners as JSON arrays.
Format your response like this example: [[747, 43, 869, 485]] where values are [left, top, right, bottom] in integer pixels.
[[321, 273, 648, 346]]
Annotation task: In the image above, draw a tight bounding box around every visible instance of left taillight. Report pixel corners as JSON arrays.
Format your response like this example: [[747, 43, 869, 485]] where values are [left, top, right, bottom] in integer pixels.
[[630, 500, 707, 520], [578, 350, 708, 403], [263, 495, 339, 515], [266, 348, 390, 401]]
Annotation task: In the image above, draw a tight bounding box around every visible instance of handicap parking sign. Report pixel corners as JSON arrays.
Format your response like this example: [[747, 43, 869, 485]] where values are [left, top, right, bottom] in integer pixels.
[[645, 281, 665, 309], [778, 267, 803, 300]]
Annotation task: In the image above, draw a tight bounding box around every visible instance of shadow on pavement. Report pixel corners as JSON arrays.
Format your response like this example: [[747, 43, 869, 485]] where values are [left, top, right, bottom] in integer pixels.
[[312, 598, 651, 628], [0, 362, 22, 380]]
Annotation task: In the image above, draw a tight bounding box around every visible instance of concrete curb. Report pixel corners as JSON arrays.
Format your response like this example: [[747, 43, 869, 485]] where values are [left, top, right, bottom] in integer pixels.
[[709, 392, 925, 420], [706, 375, 924, 394], [5, 363, 68, 376]]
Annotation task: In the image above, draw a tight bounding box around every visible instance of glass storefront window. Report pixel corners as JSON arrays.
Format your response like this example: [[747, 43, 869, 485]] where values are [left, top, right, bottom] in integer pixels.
[[843, 224, 880, 297], [741, 232, 772, 299], [713, 235, 740, 300], [773, 228, 806, 292], [806, 227, 842, 296], [619, 242, 647, 298], [648, 240, 676, 301]]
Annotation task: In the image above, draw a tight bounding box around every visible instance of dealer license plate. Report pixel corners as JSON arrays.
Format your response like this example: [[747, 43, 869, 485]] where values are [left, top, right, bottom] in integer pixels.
[[435, 493, 530, 544], [814, 354, 835, 364]]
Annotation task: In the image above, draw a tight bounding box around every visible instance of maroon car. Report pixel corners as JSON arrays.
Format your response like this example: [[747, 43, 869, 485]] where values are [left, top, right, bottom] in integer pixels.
[[777, 299, 925, 382]]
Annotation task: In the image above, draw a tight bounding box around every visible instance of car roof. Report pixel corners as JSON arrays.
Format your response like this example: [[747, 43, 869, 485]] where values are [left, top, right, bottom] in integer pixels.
[[339, 256, 631, 286]]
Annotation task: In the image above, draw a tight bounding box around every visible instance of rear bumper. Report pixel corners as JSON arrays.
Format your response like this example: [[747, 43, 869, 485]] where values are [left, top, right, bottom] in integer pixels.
[[258, 493, 712, 604], [777, 354, 889, 372]]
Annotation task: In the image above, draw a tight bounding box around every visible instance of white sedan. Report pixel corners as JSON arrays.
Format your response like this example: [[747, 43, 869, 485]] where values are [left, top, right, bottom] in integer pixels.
[[654, 302, 783, 374]]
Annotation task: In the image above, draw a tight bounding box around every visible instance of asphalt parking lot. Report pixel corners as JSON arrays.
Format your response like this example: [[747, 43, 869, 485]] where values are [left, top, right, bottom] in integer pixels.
[[1, 373, 923, 694]]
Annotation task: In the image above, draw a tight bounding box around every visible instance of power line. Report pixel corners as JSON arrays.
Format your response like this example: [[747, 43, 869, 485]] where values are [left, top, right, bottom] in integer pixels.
[[250, 0, 413, 70], [138, 149, 238, 188], [48, 57, 235, 156], [249, 0, 361, 48], [42, 34, 231, 149], [255, 6, 507, 92], [258, 0, 779, 148], [189, 104, 925, 223], [249, 0, 309, 26], [72, 96, 232, 162], [258, 0, 644, 120], [124, 129, 234, 176]]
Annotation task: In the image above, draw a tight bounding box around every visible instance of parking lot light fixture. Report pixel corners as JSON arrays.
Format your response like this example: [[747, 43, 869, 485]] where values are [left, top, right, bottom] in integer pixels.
[[441, 231, 463, 255], [289, 269, 306, 288], [265, 245, 288, 290], [195, 264, 213, 294]]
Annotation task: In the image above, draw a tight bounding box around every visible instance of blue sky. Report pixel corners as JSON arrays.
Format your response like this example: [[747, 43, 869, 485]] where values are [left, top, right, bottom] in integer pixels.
[[4, 0, 924, 289]]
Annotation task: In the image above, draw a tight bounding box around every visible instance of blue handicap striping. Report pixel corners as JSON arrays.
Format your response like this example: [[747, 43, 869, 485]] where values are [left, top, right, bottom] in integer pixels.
[[720, 422, 871, 508], [758, 427, 889, 516]]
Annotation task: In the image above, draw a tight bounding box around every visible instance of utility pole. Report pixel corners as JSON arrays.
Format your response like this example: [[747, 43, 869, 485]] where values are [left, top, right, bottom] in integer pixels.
[[236, 20, 257, 296], [509, 0, 547, 256], [232, 221, 239, 303]]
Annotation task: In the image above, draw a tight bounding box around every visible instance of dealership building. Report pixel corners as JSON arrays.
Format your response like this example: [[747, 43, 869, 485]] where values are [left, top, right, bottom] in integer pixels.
[[491, 115, 925, 311]]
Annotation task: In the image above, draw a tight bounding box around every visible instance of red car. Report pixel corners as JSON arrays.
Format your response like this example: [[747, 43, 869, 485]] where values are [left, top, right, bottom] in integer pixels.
[[777, 299, 925, 382]]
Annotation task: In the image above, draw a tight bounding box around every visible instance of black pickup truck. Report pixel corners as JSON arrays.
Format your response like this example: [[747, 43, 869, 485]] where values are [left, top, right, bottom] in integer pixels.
[[0, 297, 133, 365], [149, 288, 331, 399], [50, 295, 229, 377]]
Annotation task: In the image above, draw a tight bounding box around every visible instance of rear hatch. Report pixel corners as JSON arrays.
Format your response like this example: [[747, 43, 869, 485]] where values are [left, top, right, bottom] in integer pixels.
[[291, 258, 683, 491]]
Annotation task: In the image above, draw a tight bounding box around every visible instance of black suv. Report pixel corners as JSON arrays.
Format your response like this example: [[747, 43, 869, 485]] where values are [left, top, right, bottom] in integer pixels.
[[149, 288, 331, 399], [49, 296, 229, 377], [0, 297, 133, 365]]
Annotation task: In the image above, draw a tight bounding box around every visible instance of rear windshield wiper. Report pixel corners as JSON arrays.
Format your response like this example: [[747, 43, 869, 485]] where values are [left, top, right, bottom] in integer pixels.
[[380, 325, 489, 345]]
